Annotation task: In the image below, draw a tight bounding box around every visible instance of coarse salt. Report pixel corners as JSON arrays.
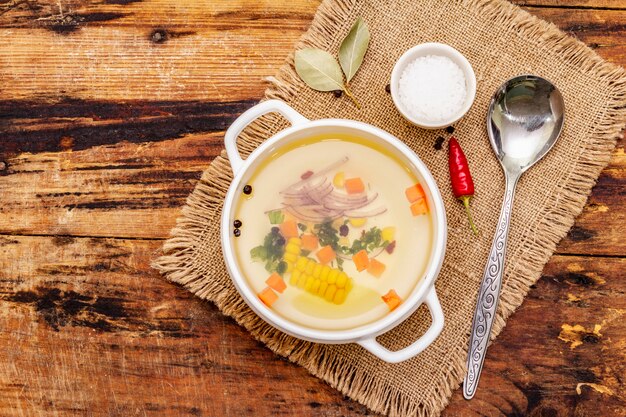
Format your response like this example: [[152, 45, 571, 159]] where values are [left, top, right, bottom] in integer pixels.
[[398, 55, 467, 123]]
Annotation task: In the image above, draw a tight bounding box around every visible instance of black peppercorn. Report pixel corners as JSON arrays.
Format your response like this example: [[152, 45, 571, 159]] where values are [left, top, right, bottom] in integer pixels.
[[385, 84, 391, 93], [434, 136, 445, 151], [271, 226, 279, 234], [339, 224, 349, 237], [233, 228, 241, 237], [333, 90, 343, 98], [233, 219, 242, 228], [243, 184, 252, 195], [445, 126, 455, 134], [276, 236, 286, 246]]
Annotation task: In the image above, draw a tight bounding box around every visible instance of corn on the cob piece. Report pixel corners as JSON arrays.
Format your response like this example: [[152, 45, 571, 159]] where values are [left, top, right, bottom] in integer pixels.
[[289, 256, 353, 304], [282, 237, 301, 272]]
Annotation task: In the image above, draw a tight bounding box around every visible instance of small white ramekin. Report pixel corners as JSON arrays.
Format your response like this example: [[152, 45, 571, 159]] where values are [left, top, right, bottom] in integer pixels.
[[390, 42, 476, 129], [221, 100, 447, 363]]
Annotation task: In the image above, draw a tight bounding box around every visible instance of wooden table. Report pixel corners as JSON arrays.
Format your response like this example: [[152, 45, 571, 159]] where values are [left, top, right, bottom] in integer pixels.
[[1, 0, 624, 415]]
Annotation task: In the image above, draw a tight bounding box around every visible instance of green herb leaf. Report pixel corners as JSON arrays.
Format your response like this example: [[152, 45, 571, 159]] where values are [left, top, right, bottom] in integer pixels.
[[268, 210, 284, 225], [251, 230, 286, 273], [295, 48, 344, 92], [250, 245, 268, 261], [314, 221, 340, 250], [339, 17, 370, 83], [346, 226, 385, 255], [297, 223, 307, 232]]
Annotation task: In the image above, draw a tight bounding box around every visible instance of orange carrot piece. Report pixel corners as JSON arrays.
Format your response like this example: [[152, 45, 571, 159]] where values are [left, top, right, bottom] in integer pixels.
[[279, 219, 299, 238], [259, 287, 279, 306], [410, 198, 429, 216], [301, 234, 319, 251], [344, 177, 365, 194], [316, 245, 336, 264], [405, 183, 426, 203], [382, 289, 402, 311], [352, 249, 370, 272], [265, 273, 286, 293], [367, 258, 386, 278]]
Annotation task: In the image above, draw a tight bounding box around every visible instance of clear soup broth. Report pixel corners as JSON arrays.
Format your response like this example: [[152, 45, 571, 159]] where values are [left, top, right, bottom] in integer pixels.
[[233, 134, 433, 331]]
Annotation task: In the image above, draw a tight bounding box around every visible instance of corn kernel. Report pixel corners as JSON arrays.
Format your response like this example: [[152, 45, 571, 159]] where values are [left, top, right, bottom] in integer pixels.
[[285, 242, 300, 254], [324, 284, 337, 302], [304, 276, 315, 292], [288, 237, 301, 245], [297, 274, 307, 289], [319, 281, 328, 296], [349, 217, 367, 227], [333, 289, 346, 304], [286, 262, 294, 273], [311, 279, 321, 294], [305, 260, 315, 275], [284, 252, 297, 263], [346, 279, 353, 292], [336, 272, 348, 289], [328, 269, 339, 284], [290, 269, 300, 286], [320, 265, 330, 281], [313, 264, 322, 278], [296, 257, 308, 271], [381, 226, 396, 242]]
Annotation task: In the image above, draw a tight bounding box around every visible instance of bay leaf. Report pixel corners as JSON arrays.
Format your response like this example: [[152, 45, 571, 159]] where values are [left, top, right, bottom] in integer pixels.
[[295, 48, 344, 92], [339, 17, 370, 83]]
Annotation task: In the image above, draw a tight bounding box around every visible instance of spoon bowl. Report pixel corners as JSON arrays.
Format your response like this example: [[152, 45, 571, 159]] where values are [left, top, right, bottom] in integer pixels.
[[487, 75, 565, 174], [464, 75, 564, 399]]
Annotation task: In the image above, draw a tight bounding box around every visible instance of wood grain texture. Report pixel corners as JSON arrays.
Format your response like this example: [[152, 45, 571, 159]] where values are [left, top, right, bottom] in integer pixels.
[[0, 0, 624, 416]]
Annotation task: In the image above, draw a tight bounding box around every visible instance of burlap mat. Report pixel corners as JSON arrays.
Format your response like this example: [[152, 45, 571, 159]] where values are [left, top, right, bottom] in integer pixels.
[[154, 0, 626, 415]]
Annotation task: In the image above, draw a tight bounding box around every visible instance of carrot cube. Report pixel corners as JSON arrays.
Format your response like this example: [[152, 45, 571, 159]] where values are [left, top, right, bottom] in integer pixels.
[[259, 287, 278, 307], [352, 249, 370, 272], [367, 258, 386, 278], [265, 273, 286, 293], [316, 245, 336, 264], [301, 234, 319, 251], [405, 183, 426, 203], [382, 289, 402, 311], [410, 198, 428, 216], [279, 220, 299, 238], [344, 177, 365, 194]]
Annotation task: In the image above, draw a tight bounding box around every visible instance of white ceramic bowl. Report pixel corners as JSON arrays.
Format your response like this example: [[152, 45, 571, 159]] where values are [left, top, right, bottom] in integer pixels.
[[221, 100, 447, 363], [390, 42, 476, 129]]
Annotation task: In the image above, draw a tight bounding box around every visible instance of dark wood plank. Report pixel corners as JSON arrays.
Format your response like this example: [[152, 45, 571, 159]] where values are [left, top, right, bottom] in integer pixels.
[[0, 0, 317, 101], [0, 2, 623, 101], [557, 134, 625, 256], [445, 255, 626, 416]]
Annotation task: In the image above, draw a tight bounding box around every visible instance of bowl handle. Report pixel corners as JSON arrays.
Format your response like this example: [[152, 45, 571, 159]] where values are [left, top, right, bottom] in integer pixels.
[[357, 286, 444, 363], [224, 100, 309, 175]]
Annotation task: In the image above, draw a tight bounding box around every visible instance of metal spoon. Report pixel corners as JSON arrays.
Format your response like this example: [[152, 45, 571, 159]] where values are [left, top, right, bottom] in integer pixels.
[[463, 75, 565, 399]]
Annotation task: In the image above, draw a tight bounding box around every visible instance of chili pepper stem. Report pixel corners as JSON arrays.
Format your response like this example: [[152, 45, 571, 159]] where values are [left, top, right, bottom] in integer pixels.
[[460, 195, 479, 236], [342, 84, 361, 109]]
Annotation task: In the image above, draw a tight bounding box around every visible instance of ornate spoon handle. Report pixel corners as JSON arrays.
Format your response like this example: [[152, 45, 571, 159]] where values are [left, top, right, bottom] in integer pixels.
[[463, 174, 518, 399]]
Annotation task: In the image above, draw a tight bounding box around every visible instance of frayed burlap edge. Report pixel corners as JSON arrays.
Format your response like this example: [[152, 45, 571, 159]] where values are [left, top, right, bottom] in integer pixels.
[[154, 0, 626, 415]]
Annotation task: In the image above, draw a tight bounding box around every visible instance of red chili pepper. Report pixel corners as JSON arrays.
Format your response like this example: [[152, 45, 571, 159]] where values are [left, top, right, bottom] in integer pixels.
[[448, 137, 478, 235]]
